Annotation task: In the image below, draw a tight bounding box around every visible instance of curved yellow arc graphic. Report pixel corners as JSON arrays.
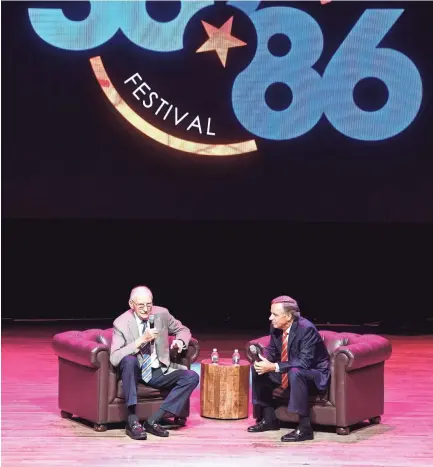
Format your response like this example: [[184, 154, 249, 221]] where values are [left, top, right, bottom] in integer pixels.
[[89, 56, 257, 156]]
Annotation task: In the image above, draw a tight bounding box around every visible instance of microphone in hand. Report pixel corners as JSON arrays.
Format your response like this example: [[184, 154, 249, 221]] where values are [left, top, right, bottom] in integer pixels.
[[146, 315, 158, 341], [249, 344, 262, 363]]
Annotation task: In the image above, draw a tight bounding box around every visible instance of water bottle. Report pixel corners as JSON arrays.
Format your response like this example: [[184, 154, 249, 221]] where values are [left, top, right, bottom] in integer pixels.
[[232, 349, 240, 365], [211, 348, 219, 364]]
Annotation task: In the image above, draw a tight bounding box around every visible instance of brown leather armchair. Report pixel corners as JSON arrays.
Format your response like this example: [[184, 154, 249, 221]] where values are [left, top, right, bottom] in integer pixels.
[[245, 330, 392, 435], [52, 328, 200, 431]]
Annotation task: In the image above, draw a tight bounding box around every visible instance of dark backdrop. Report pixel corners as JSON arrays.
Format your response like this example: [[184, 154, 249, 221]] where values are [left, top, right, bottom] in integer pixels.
[[2, 1, 433, 331], [3, 219, 432, 332]]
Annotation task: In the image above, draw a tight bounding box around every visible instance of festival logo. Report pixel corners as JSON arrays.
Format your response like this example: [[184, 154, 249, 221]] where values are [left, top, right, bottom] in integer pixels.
[[29, 1, 423, 156]]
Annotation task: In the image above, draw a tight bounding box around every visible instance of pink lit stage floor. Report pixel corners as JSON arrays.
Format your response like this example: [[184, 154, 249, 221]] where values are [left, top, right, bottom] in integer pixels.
[[2, 326, 433, 467]]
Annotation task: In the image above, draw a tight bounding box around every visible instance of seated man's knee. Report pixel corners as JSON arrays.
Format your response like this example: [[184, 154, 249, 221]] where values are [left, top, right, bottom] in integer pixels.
[[120, 355, 138, 369], [288, 367, 304, 380], [185, 370, 200, 387]]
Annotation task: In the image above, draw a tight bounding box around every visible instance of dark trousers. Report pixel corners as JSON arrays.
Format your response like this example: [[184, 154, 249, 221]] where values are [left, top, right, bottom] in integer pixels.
[[120, 355, 199, 419], [252, 367, 321, 420]]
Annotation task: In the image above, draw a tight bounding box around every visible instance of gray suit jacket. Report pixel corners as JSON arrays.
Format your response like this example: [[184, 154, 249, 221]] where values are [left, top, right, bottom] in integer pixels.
[[110, 306, 192, 374]]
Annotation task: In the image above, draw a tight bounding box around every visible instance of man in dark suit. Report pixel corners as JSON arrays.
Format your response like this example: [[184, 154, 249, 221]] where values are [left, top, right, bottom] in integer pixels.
[[110, 286, 199, 440], [247, 295, 330, 442]]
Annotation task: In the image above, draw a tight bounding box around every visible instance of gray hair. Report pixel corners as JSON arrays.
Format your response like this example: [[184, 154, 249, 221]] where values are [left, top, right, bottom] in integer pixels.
[[129, 286, 152, 301], [272, 295, 301, 321]]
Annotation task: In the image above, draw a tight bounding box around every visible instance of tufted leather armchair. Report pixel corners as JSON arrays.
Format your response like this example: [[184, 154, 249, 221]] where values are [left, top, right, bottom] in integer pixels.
[[52, 328, 200, 431], [245, 330, 392, 435]]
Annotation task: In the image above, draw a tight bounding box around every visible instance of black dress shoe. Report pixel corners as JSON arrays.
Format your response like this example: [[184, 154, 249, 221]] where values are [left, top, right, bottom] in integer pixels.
[[142, 421, 169, 437], [281, 427, 314, 442], [126, 421, 147, 440], [247, 419, 280, 433], [159, 417, 187, 429]]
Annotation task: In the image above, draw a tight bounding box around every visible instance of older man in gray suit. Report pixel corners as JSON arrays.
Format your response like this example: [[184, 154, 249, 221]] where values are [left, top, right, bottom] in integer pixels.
[[110, 285, 199, 440]]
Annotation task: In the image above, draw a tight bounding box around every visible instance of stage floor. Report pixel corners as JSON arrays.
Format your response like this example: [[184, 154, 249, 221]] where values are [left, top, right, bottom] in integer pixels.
[[2, 325, 433, 467]]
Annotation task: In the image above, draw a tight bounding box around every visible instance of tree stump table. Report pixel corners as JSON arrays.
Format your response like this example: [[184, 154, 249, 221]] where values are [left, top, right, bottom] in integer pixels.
[[200, 358, 250, 419]]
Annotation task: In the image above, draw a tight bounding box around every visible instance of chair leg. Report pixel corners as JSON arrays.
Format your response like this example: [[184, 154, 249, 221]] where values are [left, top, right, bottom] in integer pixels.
[[336, 426, 350, 435], [60, 410, 72, 419], [93, 423, 107, 432], [369, 416, 381, 424]]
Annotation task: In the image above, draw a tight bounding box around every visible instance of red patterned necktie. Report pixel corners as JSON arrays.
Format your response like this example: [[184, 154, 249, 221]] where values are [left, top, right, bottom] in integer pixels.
[[281, 330, 289, 389]]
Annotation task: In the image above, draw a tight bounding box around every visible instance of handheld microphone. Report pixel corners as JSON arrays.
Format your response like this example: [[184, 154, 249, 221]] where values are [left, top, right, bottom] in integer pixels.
[[148, 315, 155, 329], [249, 344, 262, 363]]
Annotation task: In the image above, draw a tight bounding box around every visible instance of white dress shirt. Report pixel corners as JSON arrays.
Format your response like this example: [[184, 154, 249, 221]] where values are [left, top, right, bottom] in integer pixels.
[[274, 324, 292, 373], [135, 313, 160, 369]]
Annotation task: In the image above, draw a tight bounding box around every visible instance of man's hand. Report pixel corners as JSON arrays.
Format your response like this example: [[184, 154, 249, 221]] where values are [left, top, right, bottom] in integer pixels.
[[170, 339, 184, 353], [135, 328, 159, 348], [253, 354, 277, 375]]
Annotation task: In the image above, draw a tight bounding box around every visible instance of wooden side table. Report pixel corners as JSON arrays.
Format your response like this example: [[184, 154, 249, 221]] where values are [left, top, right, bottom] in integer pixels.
[[200, 358, 250, 420]]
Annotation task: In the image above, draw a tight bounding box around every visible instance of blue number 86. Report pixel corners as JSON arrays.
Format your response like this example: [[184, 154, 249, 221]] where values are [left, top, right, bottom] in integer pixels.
[[231, 7, 423, 141]]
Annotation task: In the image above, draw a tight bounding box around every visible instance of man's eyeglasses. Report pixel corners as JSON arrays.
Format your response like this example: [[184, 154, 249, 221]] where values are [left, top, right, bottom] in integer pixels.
[[131, 300, 153, 309]]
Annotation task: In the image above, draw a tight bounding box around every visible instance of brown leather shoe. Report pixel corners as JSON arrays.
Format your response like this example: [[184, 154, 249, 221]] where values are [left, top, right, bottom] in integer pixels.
[[247, 419, 280, 432], [126, 421, 147, 440], [281, 427, 314, 442]]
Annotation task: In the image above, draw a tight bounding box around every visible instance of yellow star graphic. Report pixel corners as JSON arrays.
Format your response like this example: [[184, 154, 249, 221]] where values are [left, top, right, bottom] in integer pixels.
[[196, 16, 247, 68]]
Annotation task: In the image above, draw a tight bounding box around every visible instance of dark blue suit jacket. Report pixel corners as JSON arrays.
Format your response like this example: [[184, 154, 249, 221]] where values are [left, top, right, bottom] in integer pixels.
[[265, 317, 330, 391]]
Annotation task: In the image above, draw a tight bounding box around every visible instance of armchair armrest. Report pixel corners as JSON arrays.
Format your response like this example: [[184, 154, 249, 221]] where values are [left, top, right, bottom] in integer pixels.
[[52, 331, 109, 369], [333, 335, 392, 372], [186, 337, 200, 363], [169, 337, 200, 367]]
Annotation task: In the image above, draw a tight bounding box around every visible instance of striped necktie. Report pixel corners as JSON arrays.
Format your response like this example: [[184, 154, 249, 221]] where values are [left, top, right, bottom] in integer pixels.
[[281, 330, 289, 389], [140, 320, 152, 383]]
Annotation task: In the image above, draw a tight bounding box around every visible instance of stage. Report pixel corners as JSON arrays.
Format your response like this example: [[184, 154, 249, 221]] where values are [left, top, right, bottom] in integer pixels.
[[2, 324, 433, 466]]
